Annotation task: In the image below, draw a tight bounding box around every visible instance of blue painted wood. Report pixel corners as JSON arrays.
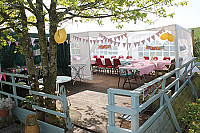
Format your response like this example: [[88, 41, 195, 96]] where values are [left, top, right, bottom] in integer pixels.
[[0, 80, 31, 89], [38, 120, 65, 133], [32, 105, 65, 118], [131, 95, 139, 132], [138, 106, 165, 133], [164, 94, 182, 133], [12, 107, 36, 124], [107, 126, 132, 133], [29, 90, 62, 100], [107, 105, 135, 115], [60, 85, 73, 130], [0, 91, 26, 101], [188, 77, 198, 99], [107, 58, 199, 133]]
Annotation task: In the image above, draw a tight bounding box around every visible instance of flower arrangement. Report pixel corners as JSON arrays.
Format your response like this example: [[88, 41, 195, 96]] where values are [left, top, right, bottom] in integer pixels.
[[0, 97, 15, 110]]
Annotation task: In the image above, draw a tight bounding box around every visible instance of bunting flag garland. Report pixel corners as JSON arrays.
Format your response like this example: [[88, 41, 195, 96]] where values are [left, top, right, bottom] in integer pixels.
[[146, 45, 164, 50], [98, 45, 111, 49], [133, 29, 165, 47]]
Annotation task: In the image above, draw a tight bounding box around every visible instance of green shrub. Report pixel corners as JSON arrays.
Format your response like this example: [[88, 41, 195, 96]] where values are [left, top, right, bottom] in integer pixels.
[[181, 99, 200, 133]]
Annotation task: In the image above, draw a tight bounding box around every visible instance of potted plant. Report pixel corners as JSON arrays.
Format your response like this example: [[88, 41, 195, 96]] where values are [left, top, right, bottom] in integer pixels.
[[0, 97, 15, 117], [25, 114, 39, 133]]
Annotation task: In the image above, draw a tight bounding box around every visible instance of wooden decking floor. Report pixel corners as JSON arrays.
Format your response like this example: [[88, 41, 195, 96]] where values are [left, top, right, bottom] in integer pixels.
[[64, 73, 155, 133]]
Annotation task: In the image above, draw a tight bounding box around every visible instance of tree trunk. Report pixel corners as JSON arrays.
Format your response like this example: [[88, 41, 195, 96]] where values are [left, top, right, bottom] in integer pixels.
[[35, 0, 57, 124], [19, 3, 44, 121]]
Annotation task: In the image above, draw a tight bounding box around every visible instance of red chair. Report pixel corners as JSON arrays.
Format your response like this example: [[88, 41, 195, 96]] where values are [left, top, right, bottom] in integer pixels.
[[153, 57, 158, 60], [105, 58, 113, 74], [126, 56, 132, 59], [111, 56, 116, 59], [93, 55, 97, 58], [163, 57, 170, 60], [100, 55, 104, 58], [113, 59, 121, 74], [118, 56, 124, 59], [96, 58, 106, 73], [144, 56, 149, 60]]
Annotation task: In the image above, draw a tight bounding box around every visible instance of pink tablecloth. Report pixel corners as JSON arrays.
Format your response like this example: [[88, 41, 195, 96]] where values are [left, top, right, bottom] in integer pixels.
[[131, 60, 170, 69], [120, 62, 156, 76]]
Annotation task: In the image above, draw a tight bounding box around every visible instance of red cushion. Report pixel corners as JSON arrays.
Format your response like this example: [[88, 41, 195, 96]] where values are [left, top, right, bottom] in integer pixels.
[[107, 66, 113, 68]]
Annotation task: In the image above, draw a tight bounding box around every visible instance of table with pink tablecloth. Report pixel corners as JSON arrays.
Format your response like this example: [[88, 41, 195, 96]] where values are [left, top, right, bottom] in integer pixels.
[[120, 62, 156, 76], [131, 60, 170, 69]]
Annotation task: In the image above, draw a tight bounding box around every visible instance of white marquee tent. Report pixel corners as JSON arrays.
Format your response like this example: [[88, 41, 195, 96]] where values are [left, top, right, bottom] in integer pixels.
[[70, 24, 194, 81]]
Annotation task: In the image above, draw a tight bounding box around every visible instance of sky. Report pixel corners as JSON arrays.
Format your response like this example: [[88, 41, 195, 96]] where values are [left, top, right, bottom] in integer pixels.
[[30, 0, 200, 33]]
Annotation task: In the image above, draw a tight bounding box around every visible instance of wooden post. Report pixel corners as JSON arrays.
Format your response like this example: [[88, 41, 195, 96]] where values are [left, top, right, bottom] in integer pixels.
[[191, 30, 194, 50]]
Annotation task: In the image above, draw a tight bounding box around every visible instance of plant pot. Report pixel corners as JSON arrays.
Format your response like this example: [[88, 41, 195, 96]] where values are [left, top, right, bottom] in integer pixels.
[[0, 109, 9, 117], [25, 124, 40, 133]]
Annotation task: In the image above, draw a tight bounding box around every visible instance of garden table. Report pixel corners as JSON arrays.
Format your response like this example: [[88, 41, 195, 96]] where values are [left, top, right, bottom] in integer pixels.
[[68, 64, 86, 85]]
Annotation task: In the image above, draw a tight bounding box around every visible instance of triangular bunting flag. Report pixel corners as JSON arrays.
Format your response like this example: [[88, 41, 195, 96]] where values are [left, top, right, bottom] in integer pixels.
[[114, 42, 116, 46], [124, 33, 127, 38], [134, 42, 137, 47], [101, 40, 103, 43], [0, 74, 2, 81], [117, 36, 121, 41], [156, 32, 160, 37], [79, 38, 82, 42], [8, 41, 11, 46], [118, 42, 120, 46], [97, 40, 99, 43], [90, 40, 93, 44], [128, 43, 131, 48], [2, 73, 6, 82], [83, 39, 85, 43], [121, 35, 124, 39], [147, 37, 150, 42], [151, 35, 155, 40], [141, 40, 145, 44], [93, 40, 96, 44], [114, 37, 117, 41], [123, 43, 126, 47], [15, 42, 19, 45]]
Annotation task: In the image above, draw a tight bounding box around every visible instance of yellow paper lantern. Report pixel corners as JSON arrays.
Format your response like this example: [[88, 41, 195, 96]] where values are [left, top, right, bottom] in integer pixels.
[[54, 28, 67, 43], [168, 34, 173, 42], [160, 33, 169, 40]]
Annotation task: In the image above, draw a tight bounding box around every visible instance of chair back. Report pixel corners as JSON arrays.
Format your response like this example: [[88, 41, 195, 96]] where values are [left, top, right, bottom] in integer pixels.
[[111, 56, 116, 59], [126, 56, 132, 59], [169, 63, 175, 71], [93, 55, 97, 58], [118, 56, 124, 59], [100, 55, 104, 58], [153, 57, 158, 60], [171, 58, 175, 63], [96, 58, 103, 66], [105, 58, 112, 66], [144, 56, 149, 60], [113, 59, 121, 67], [163, 57, 170, 60]]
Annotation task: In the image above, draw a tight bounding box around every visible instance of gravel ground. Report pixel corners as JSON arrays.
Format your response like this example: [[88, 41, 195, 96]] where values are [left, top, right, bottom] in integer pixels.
[[0, 124, 24, 133]]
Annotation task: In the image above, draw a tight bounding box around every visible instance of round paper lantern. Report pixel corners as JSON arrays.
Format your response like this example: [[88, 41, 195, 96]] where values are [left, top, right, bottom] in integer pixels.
[[168, 34, 173, 42], [160, 33, 168, 40], [54, 28, 67, 43]]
